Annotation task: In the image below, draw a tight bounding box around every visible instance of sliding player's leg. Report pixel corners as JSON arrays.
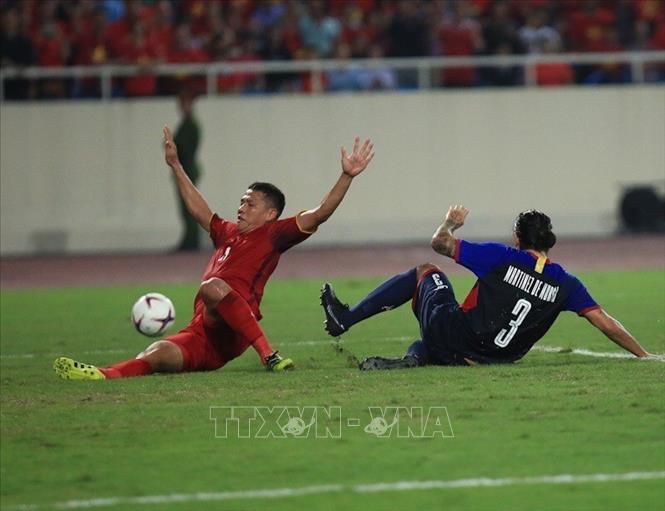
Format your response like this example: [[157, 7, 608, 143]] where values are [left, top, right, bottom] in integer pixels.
[[358, 338, 433, 371], [199, 278, 293, 370], [53, 339, 181, 381], [410, 264, 473, 366], [406, 339, 430, 364], [412, 264, 457, 330], [358, 264, 455, 371], [321, 265, 436, 336], [54, 335, 187, 380]]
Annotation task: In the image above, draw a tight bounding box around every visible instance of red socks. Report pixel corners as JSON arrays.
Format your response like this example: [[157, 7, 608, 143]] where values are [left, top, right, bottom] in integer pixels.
[[100, 358, 152, 379], [216, 290, 274, 362], [251, 336, 273, 362]]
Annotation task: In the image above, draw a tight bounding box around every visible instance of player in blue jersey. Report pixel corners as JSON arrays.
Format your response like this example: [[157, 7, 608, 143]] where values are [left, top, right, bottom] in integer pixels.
[[320, 205, 651, 369]]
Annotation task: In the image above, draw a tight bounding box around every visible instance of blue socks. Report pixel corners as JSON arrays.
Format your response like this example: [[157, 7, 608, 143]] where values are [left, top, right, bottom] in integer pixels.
[[406, 339, 429, 365], [341, 268, 417, 328]]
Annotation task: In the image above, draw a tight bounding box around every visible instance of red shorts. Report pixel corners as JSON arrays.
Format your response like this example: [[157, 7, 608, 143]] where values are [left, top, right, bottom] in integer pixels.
[[165, 313, 253, 371]]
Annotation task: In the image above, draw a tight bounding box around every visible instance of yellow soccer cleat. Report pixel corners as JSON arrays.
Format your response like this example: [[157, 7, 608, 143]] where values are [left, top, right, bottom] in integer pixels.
[[53, 357, 106, 380], [265, 351, 294, 371]]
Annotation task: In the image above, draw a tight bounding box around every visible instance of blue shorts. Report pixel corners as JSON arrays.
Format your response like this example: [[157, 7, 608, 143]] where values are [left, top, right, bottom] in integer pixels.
[[412, 270, 470, 366]]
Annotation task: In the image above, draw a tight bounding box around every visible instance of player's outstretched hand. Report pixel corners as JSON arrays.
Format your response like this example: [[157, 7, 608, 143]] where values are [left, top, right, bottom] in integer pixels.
[[444, 205, 469, 231], [341, 137, 374, 177], [163, 126, 180, 168]]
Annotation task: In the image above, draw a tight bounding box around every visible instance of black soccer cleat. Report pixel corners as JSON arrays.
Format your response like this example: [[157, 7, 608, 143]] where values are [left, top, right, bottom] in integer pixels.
[[359, 355, 420, 371], [320, 282, 349, 337]]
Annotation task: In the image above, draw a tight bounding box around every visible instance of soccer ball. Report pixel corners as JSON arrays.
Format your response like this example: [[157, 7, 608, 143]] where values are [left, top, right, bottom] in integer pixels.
[[131, 293, 176, 337]]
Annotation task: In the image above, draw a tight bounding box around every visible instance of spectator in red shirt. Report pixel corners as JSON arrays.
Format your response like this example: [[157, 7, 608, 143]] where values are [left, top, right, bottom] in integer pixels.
[[90, 9, 111, 67], [35, 19, 68, 67], [439, 1, 484, 87], [213, 35, 262, 94], [105, 0, 150, 61], [34, 15, 69, 98], [184, 0, 213, 41], [635, 0, 665, 23], [650, 19, 665, 49], [339, 2, 372, 47], [69, 6, 109, 97], [121, 23, 159, 97], [168, 22, 207, 64], [166, 22, 208, 95], [280, 3, 304, 56], [147, 0, 174, 62], [536, 40, 573, 86], [566, 1, 616, 52], [70, 6, 96, 66]]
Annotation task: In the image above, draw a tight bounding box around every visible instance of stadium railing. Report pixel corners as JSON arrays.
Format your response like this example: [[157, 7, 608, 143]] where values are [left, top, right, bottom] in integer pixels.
[[1, 51, 664, 100]]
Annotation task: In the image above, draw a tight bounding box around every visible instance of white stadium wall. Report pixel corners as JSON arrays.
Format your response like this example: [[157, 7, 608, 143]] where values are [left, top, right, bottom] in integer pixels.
[[1, 86, 664, 255]]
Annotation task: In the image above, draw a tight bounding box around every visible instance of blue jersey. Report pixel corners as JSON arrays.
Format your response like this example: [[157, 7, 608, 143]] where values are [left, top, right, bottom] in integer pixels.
[[449, 239, 599, 363]]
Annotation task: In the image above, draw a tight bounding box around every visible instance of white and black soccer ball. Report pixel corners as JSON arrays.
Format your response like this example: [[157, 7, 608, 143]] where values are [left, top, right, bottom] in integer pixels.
[[131, 293, 176, 337]]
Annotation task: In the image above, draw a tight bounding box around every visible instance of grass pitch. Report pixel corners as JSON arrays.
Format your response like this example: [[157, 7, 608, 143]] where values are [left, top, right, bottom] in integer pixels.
[[1, 270, 664, 510]]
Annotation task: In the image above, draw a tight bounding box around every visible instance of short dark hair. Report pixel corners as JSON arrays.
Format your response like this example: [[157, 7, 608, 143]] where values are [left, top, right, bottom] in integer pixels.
[[248, 182, 285, 217], [514, 210, 557, 252]]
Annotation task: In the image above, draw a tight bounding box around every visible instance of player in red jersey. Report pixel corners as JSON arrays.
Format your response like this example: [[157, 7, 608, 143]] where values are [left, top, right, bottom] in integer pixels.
[[53, 127, 375, 380]]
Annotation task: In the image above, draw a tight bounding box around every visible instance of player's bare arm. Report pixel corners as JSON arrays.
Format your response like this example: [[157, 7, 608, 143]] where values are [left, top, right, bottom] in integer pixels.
[[431, 205, 469, 259], [163, 126, 213, 232], [583, 307, 650, 357], [297, 137, 375, 233]]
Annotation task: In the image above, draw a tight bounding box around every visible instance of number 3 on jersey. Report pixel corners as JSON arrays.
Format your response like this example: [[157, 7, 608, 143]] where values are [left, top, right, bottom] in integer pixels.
[[494, 298, 532, 348]]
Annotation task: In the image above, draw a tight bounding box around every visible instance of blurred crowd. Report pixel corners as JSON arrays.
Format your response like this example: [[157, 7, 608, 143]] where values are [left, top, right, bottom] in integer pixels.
[[2, 0, 665, 99]]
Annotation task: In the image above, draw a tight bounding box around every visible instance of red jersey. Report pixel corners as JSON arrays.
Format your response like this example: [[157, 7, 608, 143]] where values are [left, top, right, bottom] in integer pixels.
[[197, 214, 314, 319]]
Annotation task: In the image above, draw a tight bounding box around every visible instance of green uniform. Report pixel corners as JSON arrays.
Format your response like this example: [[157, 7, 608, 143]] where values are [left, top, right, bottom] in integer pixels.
[[174, 114, 202, 250]]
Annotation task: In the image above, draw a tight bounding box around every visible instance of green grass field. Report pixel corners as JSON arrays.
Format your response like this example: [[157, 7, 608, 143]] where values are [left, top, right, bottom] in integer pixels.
[[1, 270, 664, 511]]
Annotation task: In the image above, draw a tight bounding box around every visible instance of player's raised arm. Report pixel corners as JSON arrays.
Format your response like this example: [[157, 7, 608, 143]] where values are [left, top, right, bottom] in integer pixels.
[[431, 205, 469, 259], [163, 126, 213, 232], [297, 137, 374, 233], [583, 307, 651, 358]]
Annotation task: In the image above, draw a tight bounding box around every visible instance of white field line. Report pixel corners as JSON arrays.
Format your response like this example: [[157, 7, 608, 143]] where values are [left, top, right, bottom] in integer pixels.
[[4, 471, 665, 510], [0, 337, 411, 359], [1, 337, 663, 361], [533, 346, 636, 359], [0, 349, 132, 360]]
